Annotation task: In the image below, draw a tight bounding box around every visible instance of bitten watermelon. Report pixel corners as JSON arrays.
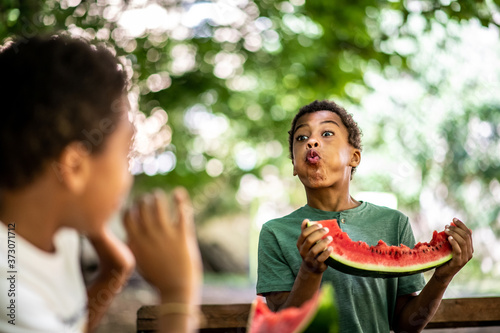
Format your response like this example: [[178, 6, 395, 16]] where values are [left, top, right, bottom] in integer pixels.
[[307, 219, 453, 278], [247, 284, 338, 333]]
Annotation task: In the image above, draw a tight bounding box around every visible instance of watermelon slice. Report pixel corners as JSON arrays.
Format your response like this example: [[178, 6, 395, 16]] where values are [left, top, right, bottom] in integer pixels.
[[247, 284, 338, 333], [307, 219, 453, 278]]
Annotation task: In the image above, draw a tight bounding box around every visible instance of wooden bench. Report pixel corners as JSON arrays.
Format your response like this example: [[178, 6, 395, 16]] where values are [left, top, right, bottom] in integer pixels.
[[137, 297, 500, 332]]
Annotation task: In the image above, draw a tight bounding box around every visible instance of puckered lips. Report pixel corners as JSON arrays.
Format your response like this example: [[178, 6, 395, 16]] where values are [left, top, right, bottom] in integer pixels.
[[306, 149, 321, 165]]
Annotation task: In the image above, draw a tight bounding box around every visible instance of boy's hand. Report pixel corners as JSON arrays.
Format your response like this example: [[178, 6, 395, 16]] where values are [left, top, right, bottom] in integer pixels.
[[86, 227, 135, 331], [86, 227, 136, 282], [124, 188, 202, 304], [296, 219, 333, 274], [434, 218, 473, 285]]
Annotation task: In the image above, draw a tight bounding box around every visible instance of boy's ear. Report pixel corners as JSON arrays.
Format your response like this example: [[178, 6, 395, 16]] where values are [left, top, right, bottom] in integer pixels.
[[349, 149, 361, 168], [292, 158, 297, 176], [51, 142, 91, 194]]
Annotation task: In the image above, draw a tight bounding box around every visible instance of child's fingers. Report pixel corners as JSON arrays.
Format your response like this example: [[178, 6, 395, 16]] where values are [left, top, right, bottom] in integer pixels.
[[447, 234, 463, 263], [448, 219, 472, 239], [452, 218, 474, 254], [152, 189, 170, 229], [297, 220, 313, 248], [451, 218, 471, 233], [311, 236, 333, 258], [301, 221, 326, 239], [298, 228, 330, 258], [138, 194, 156, 233], [447, 231, 473, 268], [315, 246, 333, 263], [301, 219, 311, 231], [123, 208, 138, 237], [446, 219, 473, 259], [173, 187, 194, 234]]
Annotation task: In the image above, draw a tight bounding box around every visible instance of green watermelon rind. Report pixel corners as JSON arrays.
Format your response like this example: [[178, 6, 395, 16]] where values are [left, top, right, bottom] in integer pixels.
[[325, 253, 453, 278], [302, 283, 339, 333]]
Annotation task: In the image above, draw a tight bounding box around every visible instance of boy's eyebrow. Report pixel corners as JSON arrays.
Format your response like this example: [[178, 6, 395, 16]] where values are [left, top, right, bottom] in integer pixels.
[[322, 120, 341, 128], [294, 120, 341, 132]]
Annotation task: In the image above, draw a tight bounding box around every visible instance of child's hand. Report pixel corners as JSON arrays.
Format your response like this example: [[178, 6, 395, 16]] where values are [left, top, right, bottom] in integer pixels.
[[296, 219, 333, 274], [86, 228, 136, 331], [434, 218, 473, 285], [124, 188, 202, 304], [87, 227, 136, 281]]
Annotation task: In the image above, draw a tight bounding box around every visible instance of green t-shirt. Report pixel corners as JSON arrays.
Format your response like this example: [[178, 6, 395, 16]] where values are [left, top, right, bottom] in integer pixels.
[[257, 202, 426, 333]]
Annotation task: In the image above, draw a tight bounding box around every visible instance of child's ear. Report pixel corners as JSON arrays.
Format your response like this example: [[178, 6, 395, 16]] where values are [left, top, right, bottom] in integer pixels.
[[349, 149, 361, 168], [51, 142, 91, 194], [292, 158, 297, 176]]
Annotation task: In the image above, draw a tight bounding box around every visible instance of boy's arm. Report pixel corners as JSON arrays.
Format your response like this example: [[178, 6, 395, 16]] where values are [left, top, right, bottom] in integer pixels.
[[265, 219, 332, 311], [393, 218, 473, 333], [86, 228, 135, 332], [124, 188, 203, 333]]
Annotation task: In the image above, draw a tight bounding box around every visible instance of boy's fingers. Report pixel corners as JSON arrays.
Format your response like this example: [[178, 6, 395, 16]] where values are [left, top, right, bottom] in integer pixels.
[[452, 218, 469, 232], [448, 220, 471, 238], [174, 187, 194, 233], [302, 222, 325, 238], [448, 235, 463, 263], [123, 209, 138, 241], [311, 236, 333, 257], [152, 189, 170, 229], [451, 218, 474, 251], [297, 220, 310, 248], [315, 246, 333, 263], [138, 194, 155, 232], [123, 209, 132, 233], [446, 220, 473, 257], [301, 219, 311, 230], [298, 224, 330, 254]]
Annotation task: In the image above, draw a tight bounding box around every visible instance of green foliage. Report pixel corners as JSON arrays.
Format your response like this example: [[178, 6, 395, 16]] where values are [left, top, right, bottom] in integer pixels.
[[1, 0, 499, 280]]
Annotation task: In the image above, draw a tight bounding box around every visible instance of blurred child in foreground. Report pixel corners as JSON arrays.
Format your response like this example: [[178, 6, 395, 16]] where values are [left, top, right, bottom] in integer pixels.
[[0, 35, 201, 333]]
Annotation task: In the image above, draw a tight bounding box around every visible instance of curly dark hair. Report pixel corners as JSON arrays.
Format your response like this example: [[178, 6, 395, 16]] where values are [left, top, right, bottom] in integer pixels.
[[288, 100, 363, 177], [0, 35, 127, 190]]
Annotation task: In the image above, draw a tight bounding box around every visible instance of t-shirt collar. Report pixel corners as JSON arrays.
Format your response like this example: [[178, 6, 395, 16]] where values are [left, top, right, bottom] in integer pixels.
[[301, 201, 367, 218]]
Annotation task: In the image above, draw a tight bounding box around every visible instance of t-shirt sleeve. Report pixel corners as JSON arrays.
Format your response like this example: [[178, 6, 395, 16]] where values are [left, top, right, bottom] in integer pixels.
[[396, 216, 426, 296], [256, 223, 296, 295]]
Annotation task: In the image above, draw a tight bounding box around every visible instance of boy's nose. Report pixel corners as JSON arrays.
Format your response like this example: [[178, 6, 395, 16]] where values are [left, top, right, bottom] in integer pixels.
[[307, 139, 319, 148]]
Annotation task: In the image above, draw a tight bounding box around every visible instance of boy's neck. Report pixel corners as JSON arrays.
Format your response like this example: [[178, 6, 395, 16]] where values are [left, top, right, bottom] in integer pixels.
[[0, 176, 65, 253], [305, 187, 360, 212]]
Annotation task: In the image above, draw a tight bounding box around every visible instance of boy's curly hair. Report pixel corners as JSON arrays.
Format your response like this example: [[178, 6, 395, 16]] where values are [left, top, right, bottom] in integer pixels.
[[0, 35, 127, 189], [288, 100, 363, 177]]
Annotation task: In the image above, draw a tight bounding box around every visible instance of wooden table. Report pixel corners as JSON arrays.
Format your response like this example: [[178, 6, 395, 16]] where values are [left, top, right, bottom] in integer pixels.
[[137, 297, 500, 332]]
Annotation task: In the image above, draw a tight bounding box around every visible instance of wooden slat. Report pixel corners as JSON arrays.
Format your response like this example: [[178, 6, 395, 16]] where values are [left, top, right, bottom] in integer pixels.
[[425, 297, 500, 328], [201, 304, 251, 329], [136, 306, 158, 333], [137, 304, 251, 333], [137, 297, 500, 332]]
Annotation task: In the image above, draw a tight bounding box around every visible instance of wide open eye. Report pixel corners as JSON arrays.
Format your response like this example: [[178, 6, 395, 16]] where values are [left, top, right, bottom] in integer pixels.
[[296, 135, 308, 141], [322, 131, 334, 137]]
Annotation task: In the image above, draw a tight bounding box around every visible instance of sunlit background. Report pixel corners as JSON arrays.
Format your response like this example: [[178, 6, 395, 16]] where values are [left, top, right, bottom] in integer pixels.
[[2, 0, 500, 331]]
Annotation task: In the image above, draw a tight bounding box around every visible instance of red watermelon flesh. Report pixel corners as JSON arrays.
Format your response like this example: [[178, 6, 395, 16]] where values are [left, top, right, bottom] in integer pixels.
[[247, 284, 338, 333], [308, 219, 453, 278], [248, 295, 318, 333]]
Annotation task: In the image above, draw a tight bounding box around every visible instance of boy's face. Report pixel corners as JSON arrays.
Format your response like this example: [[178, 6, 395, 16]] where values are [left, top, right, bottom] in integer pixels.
[[291, 110, 360, 190], [73, 95, 135, 235]]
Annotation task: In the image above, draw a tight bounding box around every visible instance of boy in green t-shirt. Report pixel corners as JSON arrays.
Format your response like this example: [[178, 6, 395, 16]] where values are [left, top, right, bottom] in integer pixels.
[[257, 100, 473, 332]]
